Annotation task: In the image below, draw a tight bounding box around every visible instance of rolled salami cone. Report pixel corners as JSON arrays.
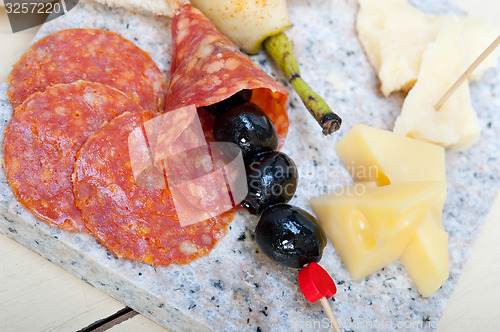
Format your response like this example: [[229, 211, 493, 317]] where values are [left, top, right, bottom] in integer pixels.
[[165, 4, 290, 146]]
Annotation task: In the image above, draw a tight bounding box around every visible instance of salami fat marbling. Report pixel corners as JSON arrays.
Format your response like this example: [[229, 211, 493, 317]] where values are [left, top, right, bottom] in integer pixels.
[[72, 111, 234, 265], [3, 81, 144, 232], [7, 29, 167, 113]]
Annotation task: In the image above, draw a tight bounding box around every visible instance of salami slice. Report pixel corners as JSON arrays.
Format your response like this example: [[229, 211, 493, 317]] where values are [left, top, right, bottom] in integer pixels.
[[3, 81, 144, 232], [165, 4, 289, 145], [7, 29, 167, 113], [72, 111, 234, 265]]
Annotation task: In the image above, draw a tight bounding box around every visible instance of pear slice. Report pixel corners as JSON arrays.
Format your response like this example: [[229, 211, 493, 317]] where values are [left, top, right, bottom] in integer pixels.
[[190, 0, 291, 54]]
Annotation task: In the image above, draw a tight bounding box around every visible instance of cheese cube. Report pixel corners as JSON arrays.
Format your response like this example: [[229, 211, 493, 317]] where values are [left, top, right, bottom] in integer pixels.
[[393, 18, 480, 150], [335, 124, 446, 185], [310, 182, 446, 280], [401, 188, 449, 297], [335, 123, 449, 295]]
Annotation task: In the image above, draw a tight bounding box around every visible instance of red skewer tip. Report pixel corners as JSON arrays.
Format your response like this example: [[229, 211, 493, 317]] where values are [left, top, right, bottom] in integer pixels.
[[298, 262, 337, 303]]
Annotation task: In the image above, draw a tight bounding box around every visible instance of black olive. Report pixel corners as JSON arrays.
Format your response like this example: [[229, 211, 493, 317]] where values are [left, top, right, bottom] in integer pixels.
[[203, 89, 252, 116], [213, 102, 278, 162], [241, 151, 297, 215], [255, 204, 327, 268]]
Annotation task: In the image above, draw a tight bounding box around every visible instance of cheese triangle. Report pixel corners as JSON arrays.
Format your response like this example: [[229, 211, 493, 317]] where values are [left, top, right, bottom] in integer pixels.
[[310, 181, 447, 280]]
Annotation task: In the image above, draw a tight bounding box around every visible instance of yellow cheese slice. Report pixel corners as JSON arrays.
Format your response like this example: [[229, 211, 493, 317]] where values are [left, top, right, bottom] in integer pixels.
[[310, 182, 446, 280], [400, 187, 449, 297], [336, 123, 449, 296], [393, 17, 480, 150], [335, 124, 446, 184]]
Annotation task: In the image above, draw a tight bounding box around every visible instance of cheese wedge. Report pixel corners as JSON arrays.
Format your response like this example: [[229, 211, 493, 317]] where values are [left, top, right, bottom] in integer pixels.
[[400, 189, 449, 297], [460, 15, 500, 81], [310, 182, 446, 280], [356, 0, 500, 96], [356, 0, 440, 96], [335, 124, 446, 185], [393, 18, 480, 150], [335, 123, 449, 296]]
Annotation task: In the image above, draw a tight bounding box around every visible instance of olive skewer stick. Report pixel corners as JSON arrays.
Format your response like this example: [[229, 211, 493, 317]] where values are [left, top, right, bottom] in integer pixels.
[[320, 298, 342, 332], [263, 33, 342, 135], [299, 262, 342, 332], [435, 34, 500, 110]]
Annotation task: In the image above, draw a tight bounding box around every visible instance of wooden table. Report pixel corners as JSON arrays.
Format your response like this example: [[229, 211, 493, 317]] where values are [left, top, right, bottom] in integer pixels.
[[1, 1, 499, 331]]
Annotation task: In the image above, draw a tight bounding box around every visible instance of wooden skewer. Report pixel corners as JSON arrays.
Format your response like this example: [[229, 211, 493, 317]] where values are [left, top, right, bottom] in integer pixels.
[[319, 297, 342, 332], [435, 34, 500, 110]]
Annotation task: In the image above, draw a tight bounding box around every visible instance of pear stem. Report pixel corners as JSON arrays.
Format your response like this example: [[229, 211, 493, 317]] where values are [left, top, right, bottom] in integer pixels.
[[264, 33, 342, 135]]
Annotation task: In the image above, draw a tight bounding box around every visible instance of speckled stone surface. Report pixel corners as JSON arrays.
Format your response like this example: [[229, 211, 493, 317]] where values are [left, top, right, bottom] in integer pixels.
[[1, 0, 499, 331]]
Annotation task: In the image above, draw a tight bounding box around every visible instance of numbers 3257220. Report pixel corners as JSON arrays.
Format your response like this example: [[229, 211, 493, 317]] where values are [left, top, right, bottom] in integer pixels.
[[5, 1, 67, 15]]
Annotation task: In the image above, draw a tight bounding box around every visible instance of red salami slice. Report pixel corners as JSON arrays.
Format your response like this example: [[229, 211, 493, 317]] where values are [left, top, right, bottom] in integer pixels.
[[3, 81, 144, 232], [72, 111, 234, 265], [165, 4, 289, 145], [7, 29, 167, 113]]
